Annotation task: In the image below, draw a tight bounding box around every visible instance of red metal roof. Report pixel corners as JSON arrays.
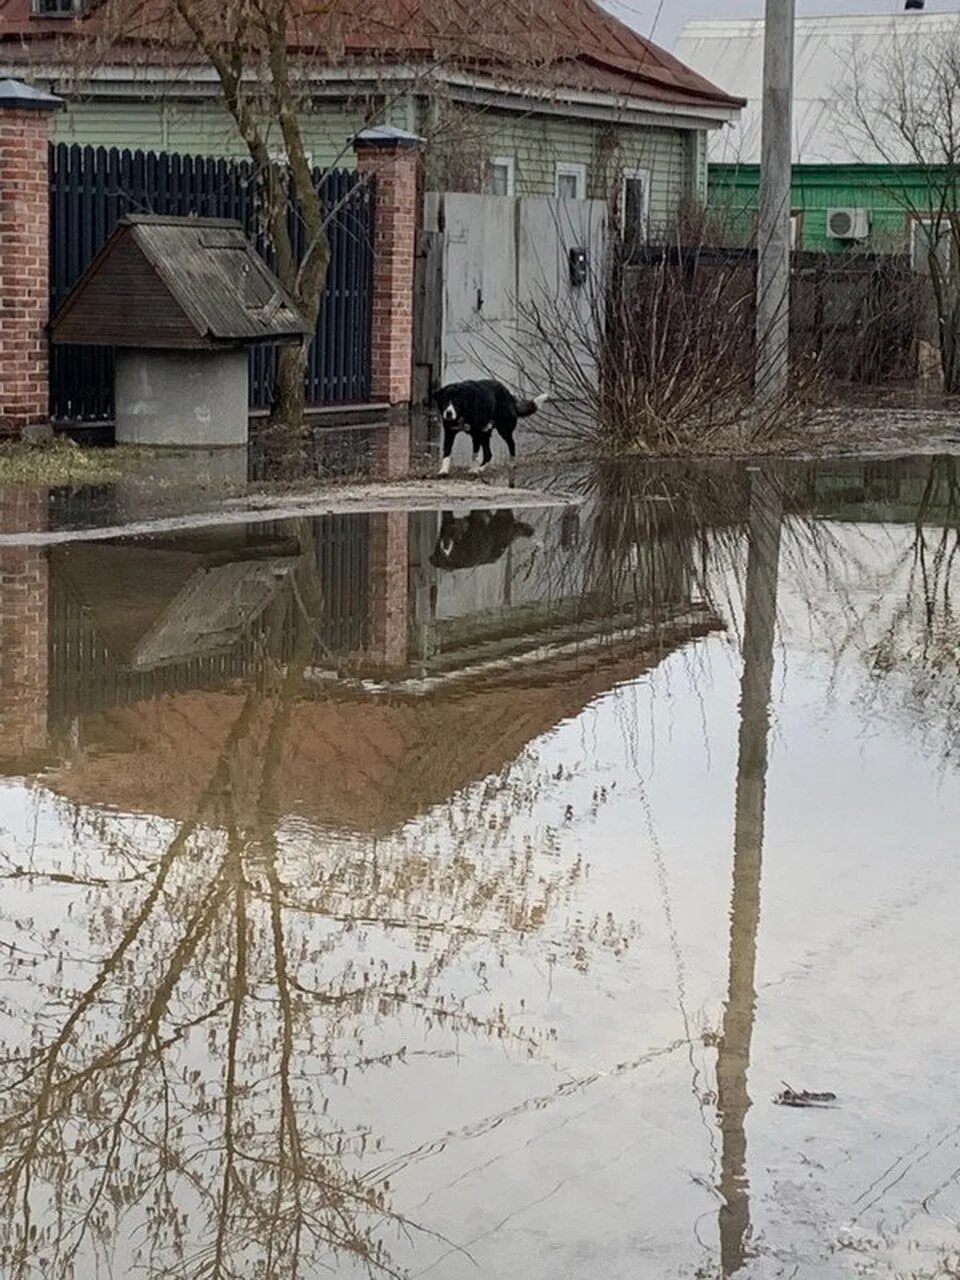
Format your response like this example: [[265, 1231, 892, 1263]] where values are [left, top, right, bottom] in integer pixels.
[[0, 0, 743, 113]]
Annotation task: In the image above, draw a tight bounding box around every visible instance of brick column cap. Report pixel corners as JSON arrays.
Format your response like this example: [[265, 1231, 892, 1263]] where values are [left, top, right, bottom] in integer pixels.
[[353, 125, 423, 152], [0, 78, 63, 112]]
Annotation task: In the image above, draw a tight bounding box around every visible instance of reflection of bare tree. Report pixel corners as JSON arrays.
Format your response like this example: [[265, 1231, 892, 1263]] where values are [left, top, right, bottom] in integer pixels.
[[0, 524, 626, 1280], [715, 469, 783, 1276], [789, 457, 960, 766], [867, 456, 960, 753]]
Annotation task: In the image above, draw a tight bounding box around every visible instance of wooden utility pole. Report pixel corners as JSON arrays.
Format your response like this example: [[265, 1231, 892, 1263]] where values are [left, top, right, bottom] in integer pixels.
[[755, 0, 796, 404]]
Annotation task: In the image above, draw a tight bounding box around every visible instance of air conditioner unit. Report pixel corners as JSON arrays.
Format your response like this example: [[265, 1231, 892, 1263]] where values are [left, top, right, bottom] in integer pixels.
[[827, 207, 870, 241]]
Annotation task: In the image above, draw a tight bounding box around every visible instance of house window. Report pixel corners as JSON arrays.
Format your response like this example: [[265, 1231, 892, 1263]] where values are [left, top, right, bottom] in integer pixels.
[[268, 145, 314, 168], [484, 156, 515, 197], [621, 168, 651, 256], [32, 0, 82, 14], [556, 163, 587, 200], [790, 212, 802, 250], [911, 215, 954, 276]]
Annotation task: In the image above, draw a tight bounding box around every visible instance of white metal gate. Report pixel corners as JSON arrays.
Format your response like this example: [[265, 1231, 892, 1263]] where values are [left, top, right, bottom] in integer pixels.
[[422, 192, 607, 399]]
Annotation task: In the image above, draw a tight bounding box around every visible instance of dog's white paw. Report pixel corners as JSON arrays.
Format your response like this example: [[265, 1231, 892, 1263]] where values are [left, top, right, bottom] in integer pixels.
[[439, 457, 452, 476]]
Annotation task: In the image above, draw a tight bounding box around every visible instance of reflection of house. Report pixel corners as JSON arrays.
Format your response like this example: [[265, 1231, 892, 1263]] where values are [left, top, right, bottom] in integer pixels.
[[0, 492, 723, 832], [45, 617, 718, 836]]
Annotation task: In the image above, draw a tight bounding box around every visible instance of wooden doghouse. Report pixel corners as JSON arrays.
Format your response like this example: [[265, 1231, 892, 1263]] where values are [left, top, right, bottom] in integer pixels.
[[51, 215, 311, 446]]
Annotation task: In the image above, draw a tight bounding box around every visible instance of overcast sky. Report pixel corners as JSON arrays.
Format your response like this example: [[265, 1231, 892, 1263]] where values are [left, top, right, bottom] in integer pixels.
[[604, 0, 960, 51]]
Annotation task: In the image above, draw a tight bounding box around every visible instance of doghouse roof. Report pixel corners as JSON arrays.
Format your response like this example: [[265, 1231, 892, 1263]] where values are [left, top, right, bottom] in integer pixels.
[[51, 215, 311, 350]]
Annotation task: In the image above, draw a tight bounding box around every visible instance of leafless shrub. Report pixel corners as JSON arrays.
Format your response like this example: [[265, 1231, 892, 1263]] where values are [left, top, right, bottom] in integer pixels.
[[469, 194, 931, 457], [492, 241, 820, 456], [838, 24, 960, 392]]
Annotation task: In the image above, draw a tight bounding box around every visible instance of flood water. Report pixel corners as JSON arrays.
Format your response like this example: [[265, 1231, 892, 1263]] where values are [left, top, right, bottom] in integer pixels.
[[1, 454, 960, 1279]]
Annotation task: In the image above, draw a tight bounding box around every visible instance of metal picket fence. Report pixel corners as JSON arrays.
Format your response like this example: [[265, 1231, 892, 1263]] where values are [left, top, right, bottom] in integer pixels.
[[49, 143, 375, 421]]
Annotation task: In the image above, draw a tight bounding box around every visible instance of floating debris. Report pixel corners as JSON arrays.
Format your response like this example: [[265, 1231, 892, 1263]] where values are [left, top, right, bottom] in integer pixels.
[[774, 1083, 838, 1108]]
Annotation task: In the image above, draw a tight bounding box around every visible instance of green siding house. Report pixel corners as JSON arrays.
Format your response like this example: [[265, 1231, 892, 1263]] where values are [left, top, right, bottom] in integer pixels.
[[675, 12, 960, 259], [0, 0, 741, 238]]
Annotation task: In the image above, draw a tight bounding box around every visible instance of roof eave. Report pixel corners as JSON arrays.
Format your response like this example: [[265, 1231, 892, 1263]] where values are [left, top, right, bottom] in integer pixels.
[[574, 51, 745, 113], [0, 56, 742, 130], [439, 69, 741, 129]]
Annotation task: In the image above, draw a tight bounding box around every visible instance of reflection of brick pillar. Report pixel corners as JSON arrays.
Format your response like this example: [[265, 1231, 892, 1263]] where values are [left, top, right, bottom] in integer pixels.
[[371, 418, 411, 480], [0, 81, 63, 435], [367, 513, 409, 669], [354, 126, 422, 408], [0, 492, 49, 760]]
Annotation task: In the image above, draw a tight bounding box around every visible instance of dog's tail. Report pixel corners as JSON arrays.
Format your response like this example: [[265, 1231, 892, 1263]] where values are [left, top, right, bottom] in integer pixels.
[[516, 391, 549, 418]]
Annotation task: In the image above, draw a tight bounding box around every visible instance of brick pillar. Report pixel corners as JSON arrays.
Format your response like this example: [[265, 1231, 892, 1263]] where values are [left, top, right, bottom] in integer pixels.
[[0, 491, 49, 762], [354, 126, 422, 408], [0, 80, 63, 436]]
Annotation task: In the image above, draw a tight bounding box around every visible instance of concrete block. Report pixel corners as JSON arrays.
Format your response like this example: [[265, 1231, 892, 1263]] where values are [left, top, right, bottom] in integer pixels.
[[115, 348, 249, 447], [20, 423, 55, 446]]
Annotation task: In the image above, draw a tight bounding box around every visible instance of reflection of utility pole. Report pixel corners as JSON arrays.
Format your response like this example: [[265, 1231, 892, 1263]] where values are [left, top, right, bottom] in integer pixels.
[[755, 0, 796, 404], [716, 467, 783, 1275]]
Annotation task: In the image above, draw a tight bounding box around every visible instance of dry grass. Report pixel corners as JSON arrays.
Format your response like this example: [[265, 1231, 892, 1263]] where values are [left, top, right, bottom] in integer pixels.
[[0, 441, 150, 488]]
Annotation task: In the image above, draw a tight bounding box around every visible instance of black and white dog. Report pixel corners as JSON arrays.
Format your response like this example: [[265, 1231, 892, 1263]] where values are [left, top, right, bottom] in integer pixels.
[[435, 379, 549, 475]]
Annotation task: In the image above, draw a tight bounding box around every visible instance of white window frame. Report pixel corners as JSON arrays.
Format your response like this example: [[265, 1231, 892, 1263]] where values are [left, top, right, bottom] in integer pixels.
[[910, 214, 953, 276], [555, 162, 588, 200], [621, 167, 651, 244], [32, 0, 82, 13], [485, 155, 516, 197], [790, 212, 801, 251], [268, 146, 314, 167]]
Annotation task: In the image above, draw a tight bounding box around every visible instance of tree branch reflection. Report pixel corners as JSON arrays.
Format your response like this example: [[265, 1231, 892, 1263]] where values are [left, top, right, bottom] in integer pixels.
[[0, 522, 629, 1279]]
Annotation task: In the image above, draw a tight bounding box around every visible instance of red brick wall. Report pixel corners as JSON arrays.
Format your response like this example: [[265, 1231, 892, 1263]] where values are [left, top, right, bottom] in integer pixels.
[[354, 141, 420, 407], [0, 492, 49, 760], [0, 109, 54, 434]]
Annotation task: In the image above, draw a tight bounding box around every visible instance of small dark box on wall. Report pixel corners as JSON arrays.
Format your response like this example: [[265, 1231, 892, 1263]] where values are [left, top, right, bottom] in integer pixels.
[[569, 247, 588, 287]]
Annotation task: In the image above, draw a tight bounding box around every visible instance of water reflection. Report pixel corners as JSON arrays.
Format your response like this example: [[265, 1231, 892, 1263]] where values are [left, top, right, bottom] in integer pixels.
[[717, 469, 783, 1276], [0, 483, 712, 1278], [1, 456, 960, 1277], [429, 509, 534, 571]]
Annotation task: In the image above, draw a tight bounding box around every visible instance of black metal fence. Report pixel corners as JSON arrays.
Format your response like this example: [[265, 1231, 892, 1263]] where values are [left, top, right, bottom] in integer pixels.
[[49, 143, 375, 422]]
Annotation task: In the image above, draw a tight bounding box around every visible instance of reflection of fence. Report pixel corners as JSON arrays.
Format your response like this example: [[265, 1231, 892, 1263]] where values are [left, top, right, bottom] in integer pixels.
[[625, 247, 921, 384], [48, 514, 371, 725], [49, 143, 375, 422], [48, 566, 272, 727], [313, 514, 370, 655]]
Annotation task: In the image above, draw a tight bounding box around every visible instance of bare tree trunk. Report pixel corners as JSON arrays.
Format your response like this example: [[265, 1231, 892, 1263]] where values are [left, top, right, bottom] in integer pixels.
[[162, 4, 330, 435], [941, 312, 960, 394], [270, 342, 310, 429]]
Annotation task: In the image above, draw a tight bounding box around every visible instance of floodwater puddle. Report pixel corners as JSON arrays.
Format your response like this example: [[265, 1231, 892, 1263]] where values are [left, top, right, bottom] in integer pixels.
[[1, 456, 959, 1278]]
